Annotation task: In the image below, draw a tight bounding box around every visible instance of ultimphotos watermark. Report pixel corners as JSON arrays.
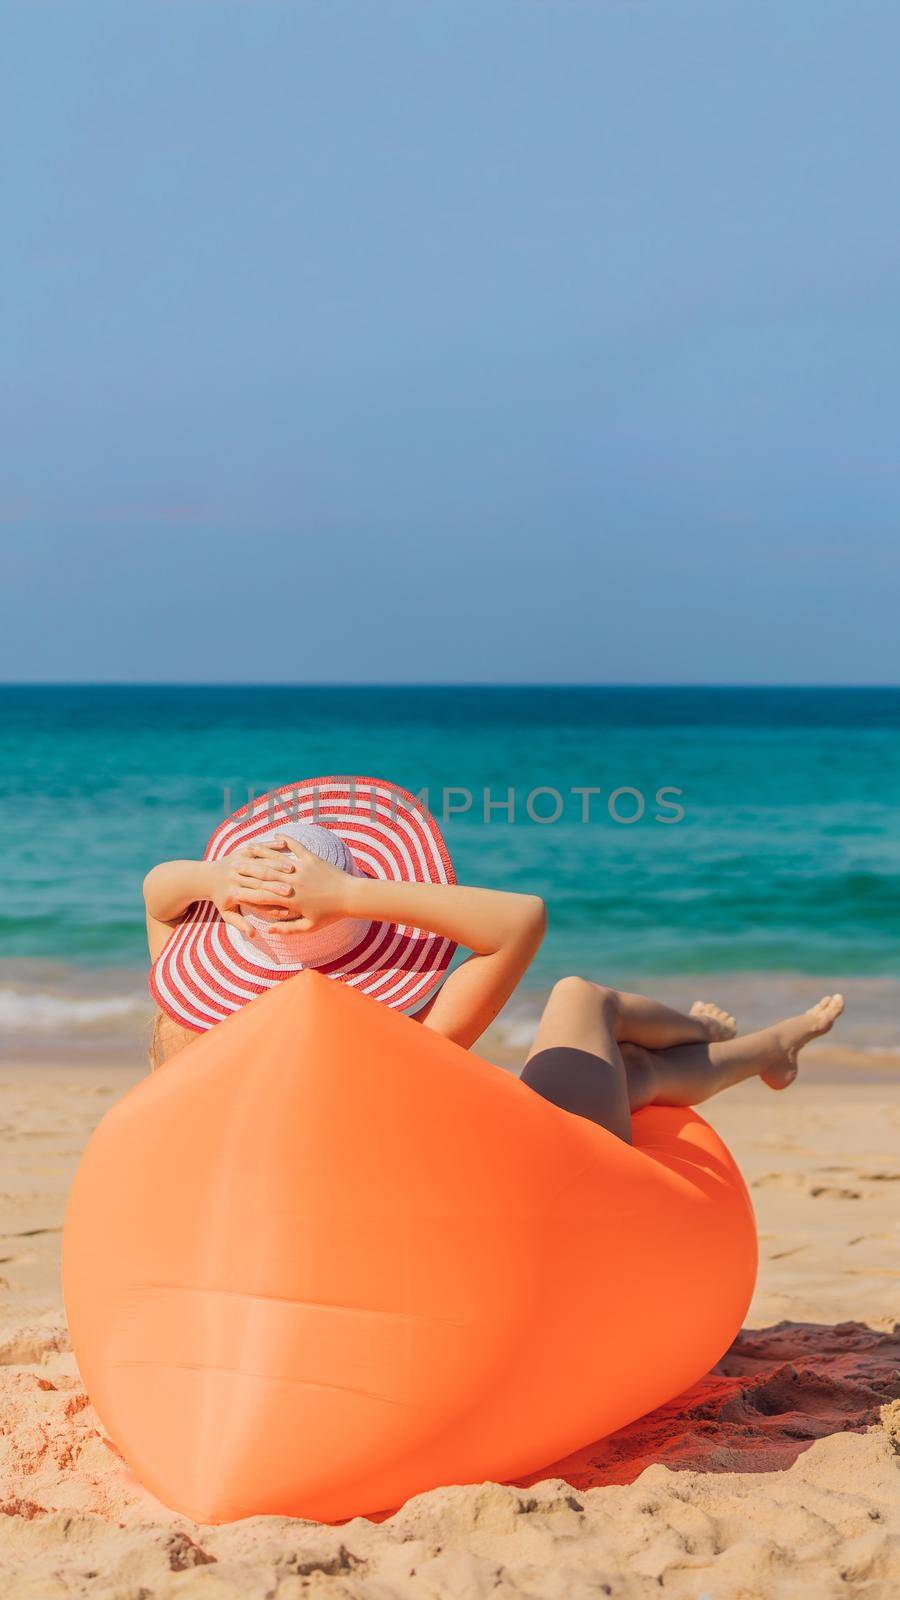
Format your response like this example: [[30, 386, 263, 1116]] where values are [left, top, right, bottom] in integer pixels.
[[221, 784, 686, 827]]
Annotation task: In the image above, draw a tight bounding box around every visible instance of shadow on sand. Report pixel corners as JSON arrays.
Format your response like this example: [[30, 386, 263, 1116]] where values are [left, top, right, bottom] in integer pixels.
[[517, 1320, 900, 1490]]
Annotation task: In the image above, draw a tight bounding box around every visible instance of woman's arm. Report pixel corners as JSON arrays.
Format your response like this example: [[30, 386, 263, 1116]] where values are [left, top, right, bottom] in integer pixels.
[[143, 860, 217, 924], [266, 838, 547, 1049], [385, 883, 546, 1048], [142, 846, 296, 962], [143, 860, 213, 963]]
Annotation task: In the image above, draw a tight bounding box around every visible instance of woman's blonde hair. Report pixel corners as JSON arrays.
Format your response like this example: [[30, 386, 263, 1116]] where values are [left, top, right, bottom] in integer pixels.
[[149, 1007, 196, 1071]]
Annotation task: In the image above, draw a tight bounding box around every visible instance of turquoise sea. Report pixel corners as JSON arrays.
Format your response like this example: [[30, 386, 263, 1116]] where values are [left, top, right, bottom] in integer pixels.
[[2, 686, 899, 1060]]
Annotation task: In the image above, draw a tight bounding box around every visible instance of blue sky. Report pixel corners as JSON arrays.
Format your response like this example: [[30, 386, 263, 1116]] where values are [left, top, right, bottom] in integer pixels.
[[2, 0, 898, 684]]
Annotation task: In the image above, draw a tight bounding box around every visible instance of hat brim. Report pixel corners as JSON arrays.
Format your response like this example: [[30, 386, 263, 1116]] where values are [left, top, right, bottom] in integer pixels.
[[150, 776, 456, 1032]]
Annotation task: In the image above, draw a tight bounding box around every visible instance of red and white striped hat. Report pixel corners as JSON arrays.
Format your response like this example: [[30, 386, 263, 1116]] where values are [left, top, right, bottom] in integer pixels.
[[150, 775, 456, 1033]]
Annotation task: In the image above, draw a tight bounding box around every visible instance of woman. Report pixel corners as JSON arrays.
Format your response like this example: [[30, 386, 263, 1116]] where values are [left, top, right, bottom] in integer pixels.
[[145, 776, 844, 1142]]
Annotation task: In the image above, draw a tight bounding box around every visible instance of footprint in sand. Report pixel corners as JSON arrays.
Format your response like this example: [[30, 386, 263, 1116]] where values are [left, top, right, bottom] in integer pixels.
[[752, 1172, 863, 1200], [0, 1326, 71, 1365], [808, 1183, 864, 1199]]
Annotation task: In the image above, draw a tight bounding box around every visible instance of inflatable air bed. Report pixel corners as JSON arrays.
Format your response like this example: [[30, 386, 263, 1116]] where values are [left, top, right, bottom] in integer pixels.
[[63, 971, 757, 1523]]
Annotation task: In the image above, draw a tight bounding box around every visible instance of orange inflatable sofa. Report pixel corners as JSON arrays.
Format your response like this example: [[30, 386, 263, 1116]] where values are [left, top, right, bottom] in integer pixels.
[[63, 971, 757, 1523]]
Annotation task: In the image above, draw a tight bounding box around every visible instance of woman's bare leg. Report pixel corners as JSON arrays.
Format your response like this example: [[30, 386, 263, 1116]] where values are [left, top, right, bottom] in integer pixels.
[[519, 982, 844, 1136], [528, 977, 735, 1051], [519, 978, 740, 1142], [521, 977, 633, 1143], [611, 987, 736, 1047], [622, 995, 845, 1111]]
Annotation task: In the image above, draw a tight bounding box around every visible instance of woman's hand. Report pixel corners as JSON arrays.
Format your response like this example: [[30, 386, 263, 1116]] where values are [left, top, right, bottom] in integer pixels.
[[144, 848, 297, 956], [256, 836, 353, 932], [206, 843, 300, 936]]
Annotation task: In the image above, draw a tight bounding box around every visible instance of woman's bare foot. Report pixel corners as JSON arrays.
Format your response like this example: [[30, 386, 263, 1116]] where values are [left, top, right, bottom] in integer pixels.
[[690, 1000, 737, 1042], [760, 994, 845, 1089]]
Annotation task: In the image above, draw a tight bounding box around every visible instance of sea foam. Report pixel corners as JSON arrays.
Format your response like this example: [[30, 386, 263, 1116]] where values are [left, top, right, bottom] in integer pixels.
[[0, 988, 145, 1032]]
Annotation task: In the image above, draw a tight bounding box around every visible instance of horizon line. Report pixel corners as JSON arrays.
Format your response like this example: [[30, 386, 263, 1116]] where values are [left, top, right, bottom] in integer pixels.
[[2, 681, 900, 692]]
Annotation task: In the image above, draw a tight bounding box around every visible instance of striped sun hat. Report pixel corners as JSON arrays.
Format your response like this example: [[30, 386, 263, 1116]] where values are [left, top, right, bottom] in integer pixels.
[[149, 775, 456, 1033]]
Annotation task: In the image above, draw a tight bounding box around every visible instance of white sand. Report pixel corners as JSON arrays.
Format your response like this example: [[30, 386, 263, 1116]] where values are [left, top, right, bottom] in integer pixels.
[[1, 1057, 898, 1599]]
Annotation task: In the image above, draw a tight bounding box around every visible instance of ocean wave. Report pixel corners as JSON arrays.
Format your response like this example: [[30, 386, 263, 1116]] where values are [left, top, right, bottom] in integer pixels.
[[0, 987, 147, 1033]]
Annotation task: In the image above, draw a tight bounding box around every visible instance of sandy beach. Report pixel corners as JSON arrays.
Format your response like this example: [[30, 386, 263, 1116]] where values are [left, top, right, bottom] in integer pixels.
[[2, 1027, 898, 1600], [5, 0, 900, 1575]]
